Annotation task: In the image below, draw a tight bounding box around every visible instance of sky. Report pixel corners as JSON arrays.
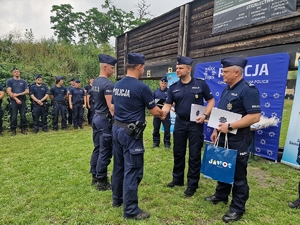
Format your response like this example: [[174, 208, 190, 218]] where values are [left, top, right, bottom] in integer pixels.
[[0, 0, 190, 44]]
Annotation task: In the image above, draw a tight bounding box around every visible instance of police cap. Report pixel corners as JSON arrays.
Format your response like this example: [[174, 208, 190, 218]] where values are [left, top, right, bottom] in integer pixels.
[[127, 53, 145, 65], [56, 76, 64, 81], [98, 54, 117, 66], [12, 66, 19, 71], [35, 74, 42, 79], [70, 78, 75, 82], [177, 56, 193, 65], [221, 57, 248, 69], [160, 76, 168, 82], [75, 79, 80, 83]]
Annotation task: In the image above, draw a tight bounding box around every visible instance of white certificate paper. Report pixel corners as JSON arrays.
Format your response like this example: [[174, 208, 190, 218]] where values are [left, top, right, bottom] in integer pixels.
[[207, 108, 242, 134], [190, 104, 207, 122]]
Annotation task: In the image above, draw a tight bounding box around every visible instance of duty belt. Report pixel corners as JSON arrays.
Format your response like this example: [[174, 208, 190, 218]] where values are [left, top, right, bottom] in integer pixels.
[[177, 115, 190, 121], [114, 120, 129, 129], [96, 112, 108, 117]]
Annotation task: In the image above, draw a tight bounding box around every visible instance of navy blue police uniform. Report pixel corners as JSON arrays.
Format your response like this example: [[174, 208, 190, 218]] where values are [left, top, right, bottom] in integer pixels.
[[165, 56, 214, 193], [67, 78, 75, 125], [212, 57, 261, 215], [0, 83, 4, 135], [87, 88, 95, 125], [49, 76, 68, 130], [69, 80, 86, 129], [89, 54, 117, 190], [6, 70, 28, 132], [29, 74, 49, 132], [112, 53, 154, 218], [152, 76, 171, 148], [85, 80, 94, 125]]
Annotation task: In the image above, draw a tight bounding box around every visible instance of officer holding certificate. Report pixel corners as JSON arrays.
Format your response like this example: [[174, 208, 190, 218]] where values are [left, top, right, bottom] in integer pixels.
[[204, 57, 261, 223]]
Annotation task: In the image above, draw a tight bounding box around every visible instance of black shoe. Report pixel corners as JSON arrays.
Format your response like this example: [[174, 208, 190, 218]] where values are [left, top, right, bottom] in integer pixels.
[[42, 129, 48, 132], [184, 188, 196, 197], [52, 128, 58, 131], [165, 145, 170, 149], [204, 195, 228, 204], [0, 132, 3, 137], [112, 202, 122, 208], [74, 127, 78, 130], [151, 144, 159, 148], [21, 128, 27, 135], [125, 211, 150, 220], [91, 174, 98, 186], [33, 130, 38, 133], [222, 211, 243, 223], [288, 200, 300, 209], [96, 177, 111, 191], [11, 130, 16, 136], [167, 181, 184, 188], [62, 128, 67, 130], [79, 126, 83, 129]]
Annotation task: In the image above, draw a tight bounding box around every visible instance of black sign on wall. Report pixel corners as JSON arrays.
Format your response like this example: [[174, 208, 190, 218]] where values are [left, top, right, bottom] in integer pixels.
[[212, 0, 297, 34]]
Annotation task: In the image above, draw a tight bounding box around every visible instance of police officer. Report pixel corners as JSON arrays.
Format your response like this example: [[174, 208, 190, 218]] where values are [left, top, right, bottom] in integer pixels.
[[152, 76, 171, 149], [0, 83, 4, 136], [204, 57, 261, 223], [89, 54, 116, 191], [162, 56, 215, 197], [85, 77, 94, 125], [29, 74, 49, 133], [69, 79, 86, 129], [49, 76, 68, 131], [86, 88, 95, 125], [67, 78, 76, 125], [6, 67, 29, 136], [111, 53, 164, 220]]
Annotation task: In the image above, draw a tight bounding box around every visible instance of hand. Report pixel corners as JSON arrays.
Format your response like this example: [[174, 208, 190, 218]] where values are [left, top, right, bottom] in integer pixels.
[[13, 93, 19, 97], [16, 99, 22, 105], [38, 100, 43, 106], [196, 115, 206, 124], [69, 105, 73, 109], [83, 104, 86, 108], [160, 110, 167, 120], [210, 131, 218, 143], [217, 123, 229, 134]]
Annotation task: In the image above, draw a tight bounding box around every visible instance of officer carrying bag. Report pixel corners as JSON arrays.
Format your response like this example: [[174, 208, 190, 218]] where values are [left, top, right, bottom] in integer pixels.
[[200, 133, 237, 184]]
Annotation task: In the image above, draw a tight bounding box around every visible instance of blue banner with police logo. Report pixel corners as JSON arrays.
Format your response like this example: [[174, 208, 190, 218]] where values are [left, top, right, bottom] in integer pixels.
[[194, 53, 289, 161], [282, 63, 300, 168]]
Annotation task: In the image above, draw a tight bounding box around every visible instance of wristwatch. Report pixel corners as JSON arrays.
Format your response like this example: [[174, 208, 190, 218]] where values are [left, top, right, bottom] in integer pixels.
[[228, 123, 233, 131], [203, 114, 209, 120]]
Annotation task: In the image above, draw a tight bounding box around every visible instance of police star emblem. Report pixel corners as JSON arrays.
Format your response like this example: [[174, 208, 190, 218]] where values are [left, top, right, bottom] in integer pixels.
[[195, 94, 198, 99], [227, 103, 233, 110]]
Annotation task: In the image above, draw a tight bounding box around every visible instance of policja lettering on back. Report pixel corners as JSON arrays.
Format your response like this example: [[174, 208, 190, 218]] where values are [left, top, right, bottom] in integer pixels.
[[113, 88, 130, 97]]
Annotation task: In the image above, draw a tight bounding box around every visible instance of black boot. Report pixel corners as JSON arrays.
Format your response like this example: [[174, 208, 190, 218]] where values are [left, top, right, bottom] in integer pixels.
[[91, 174, 99, 185], [11, 129, 16, 136], [96, 177, 111, 191], [21, 128, 27, 135]]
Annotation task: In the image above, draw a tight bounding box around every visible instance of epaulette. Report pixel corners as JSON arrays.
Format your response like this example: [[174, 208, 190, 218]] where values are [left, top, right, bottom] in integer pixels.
[[196, 77, 205, 81], [169, 81, 178, 87], [246, 81, 255, 87]]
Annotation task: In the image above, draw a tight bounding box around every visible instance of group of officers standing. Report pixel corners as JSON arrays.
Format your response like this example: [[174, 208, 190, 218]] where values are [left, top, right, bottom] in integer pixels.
[[0, 68, 95, 136], [89, 52, 261, 223]]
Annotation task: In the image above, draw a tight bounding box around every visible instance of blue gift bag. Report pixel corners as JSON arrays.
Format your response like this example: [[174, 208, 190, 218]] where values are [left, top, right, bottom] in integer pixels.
[[201, 134, 237, 184]]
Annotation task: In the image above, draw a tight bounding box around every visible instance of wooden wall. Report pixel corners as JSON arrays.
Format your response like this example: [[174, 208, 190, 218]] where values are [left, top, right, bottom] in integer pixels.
[[116, 0, 300, 80]]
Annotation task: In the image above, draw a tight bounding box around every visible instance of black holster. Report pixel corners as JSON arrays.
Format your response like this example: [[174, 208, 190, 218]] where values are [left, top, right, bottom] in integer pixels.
[[133, 121, 146, 140]]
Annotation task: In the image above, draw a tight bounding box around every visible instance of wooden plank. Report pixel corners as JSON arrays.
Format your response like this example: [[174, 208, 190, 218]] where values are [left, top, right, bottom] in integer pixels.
[[135, 43, 178, 56], [128, 22, 179, 44], [189, 30, 300, 58], [178, 6, 185, 56], [190, 8, 213, 22], [189, 16, 213, 27], [189, 16, 300, 50], [145, 47, 179, 60], [128, 37, 179, 54], [190, 1, 214, 15], [182, 3, 190, 56]]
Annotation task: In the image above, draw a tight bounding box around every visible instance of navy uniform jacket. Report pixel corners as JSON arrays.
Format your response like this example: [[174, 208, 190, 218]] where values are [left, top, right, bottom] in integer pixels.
[[0, 83, 3, 106], [112, 76, 156, 123], [85, 84, 92, 93], [69, 87, 85, 104], [91, 77, 113, 114], [218, 78, 261, 116], [153, 87, 168, 109], [166, 77, 213, 119], [30, 84, 48, 100], [6, 78, 28, 102], [49, 86, 67, 102]]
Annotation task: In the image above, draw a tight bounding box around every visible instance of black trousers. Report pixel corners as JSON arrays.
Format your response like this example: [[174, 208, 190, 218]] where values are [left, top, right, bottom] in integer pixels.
[[10, 100, 27, 130], [152, 113, 171, 146], [172, 117, 204, 190], [214, 132, 251, 214]]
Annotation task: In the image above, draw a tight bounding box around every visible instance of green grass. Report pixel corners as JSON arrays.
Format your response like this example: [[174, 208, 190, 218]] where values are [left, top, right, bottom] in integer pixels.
[[1, 100, 299, 224]]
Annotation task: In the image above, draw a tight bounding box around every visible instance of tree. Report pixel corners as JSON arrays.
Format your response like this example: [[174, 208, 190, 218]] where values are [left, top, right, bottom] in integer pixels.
[[50, 4, 78, 43], [24, 29, 35, 43], [135, 0, 152, 21]]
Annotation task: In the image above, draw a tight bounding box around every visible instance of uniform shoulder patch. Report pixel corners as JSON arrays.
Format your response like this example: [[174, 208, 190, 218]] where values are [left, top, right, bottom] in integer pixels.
[[246, 81, 255, 87], [196, 77, 205, 81]]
